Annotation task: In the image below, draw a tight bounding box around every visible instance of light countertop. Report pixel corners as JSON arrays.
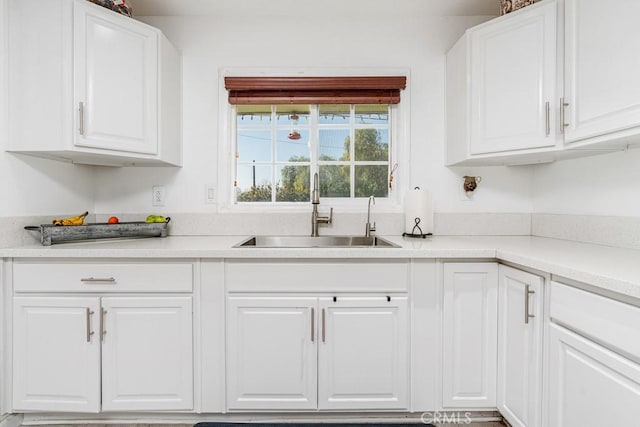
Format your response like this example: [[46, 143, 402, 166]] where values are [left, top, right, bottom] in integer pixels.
[[2, 235, 640, 301]]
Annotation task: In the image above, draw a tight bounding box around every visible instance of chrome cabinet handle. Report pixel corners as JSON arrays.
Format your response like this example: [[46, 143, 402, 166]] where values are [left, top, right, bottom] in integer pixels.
[[86, 308, 95, 342], [79, 102, 85, 136], [525, 285, 536, 324], [560, 98, 569, 134], [545, 101, 550, 137], [321, 308, 326, 343], [81, 277, 116, 283], [311, 308, 315, 342], [100, 308, 107, 341]]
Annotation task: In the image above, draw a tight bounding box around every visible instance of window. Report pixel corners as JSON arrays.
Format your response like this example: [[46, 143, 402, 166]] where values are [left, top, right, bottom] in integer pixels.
[[235, 103, 391, 203], [225, 76, 406, 205]]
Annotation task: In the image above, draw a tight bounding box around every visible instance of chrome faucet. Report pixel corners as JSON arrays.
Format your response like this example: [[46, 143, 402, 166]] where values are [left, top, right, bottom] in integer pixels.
[[365, 195, 376, 237], [311, 172, 332, 237]]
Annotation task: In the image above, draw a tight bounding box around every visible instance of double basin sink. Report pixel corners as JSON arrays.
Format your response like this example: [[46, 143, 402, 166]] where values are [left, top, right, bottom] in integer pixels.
[[234, 235, 400, 248]]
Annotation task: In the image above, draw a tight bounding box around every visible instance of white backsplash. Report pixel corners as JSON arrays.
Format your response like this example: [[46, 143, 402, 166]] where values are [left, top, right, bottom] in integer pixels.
[[92, 212, 532, 238], [18, 212, 640, 250], [434, 212, 531, 236], [532, 213, 640, 250]]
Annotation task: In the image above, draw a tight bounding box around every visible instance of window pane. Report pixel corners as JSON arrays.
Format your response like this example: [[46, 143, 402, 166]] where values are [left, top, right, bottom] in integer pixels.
[[355, 165, 388, 198], [276, 165, 310, 202], [355, 104, 388, 125], [355, 129, 388, 161], [276, 130, 310, 162], [276, 105, 310, 125], [319, 105, 350, 124], [236, 165, 272, 202], [237, 105, 271, 126], [319, 129, 350, 161], [238, 130, 271, 161], [319, 165, 350, 197]]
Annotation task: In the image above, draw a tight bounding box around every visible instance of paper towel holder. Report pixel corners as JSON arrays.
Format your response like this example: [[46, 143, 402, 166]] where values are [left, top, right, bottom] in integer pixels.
[[402, 187, 433, 239], [402, 217, 432, 239]]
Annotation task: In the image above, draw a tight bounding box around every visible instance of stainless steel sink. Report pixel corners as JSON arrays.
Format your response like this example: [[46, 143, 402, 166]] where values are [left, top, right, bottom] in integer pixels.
[[234, 235, 400, 248]]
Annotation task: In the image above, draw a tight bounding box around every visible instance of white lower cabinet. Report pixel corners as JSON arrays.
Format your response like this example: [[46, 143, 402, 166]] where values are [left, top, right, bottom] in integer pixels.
[[318, 297, 408, 410], [548, 323, 640, 426], [100, 297, 193, 411], [12, 297, 101, 412], [226, 297, 317, 410], [547, 281, 640, 426], [226, 296, 408, 411], [497, 266, 544, 427], [13, 296, 193, 412], [442, 263, 498, 408]]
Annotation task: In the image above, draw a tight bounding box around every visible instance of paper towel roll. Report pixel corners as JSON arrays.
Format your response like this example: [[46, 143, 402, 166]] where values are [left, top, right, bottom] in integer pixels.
[[404, 187, 433, 235]]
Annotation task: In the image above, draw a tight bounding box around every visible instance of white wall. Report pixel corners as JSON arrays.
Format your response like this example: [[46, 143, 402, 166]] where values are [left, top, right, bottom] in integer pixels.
[[531, 148, 640, 217], [0, 0, 94, 218], [93, 1, 535, 215]]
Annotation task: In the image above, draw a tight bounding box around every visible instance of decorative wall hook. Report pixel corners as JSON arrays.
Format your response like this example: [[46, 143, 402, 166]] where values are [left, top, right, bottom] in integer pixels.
[[463, 176, 482, 195]]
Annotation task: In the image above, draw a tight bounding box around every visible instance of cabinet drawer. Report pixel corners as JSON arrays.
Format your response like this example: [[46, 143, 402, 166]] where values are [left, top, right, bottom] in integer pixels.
[[225, 260, 410, 293], [550, 281, 640, 361], [13, 260, 193, 293]]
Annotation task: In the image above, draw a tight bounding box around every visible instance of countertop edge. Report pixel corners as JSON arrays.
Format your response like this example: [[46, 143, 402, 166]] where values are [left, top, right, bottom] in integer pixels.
[[2, 235, 640, 301]]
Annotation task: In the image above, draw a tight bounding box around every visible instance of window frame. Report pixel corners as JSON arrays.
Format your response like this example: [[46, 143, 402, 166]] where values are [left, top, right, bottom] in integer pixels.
[[217, 69, 410, 213]]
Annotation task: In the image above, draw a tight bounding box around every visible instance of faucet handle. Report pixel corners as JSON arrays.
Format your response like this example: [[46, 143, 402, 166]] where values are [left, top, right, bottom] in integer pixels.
[[328, 207, 333, 224]]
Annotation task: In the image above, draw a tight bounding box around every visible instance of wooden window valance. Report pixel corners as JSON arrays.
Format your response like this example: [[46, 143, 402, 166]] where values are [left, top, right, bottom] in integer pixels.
[[225, 76, 407, 105]]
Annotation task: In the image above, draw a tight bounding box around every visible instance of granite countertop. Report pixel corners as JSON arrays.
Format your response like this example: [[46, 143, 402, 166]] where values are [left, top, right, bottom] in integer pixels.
[[2, 235, 640, 301]]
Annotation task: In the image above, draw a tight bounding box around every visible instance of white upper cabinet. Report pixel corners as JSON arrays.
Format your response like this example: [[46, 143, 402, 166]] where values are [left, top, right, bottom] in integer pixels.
[[447, 0, 640, 166], [73, 1, 158, 155], [469, 0, 557, 155], [447, 0, 559, 166], [563, 0, 640, 148], [7, 0, 181, 166]]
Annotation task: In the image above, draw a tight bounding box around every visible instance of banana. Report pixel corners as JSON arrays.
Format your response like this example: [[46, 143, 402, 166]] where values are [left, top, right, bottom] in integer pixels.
[[52, 211, 89, 226]]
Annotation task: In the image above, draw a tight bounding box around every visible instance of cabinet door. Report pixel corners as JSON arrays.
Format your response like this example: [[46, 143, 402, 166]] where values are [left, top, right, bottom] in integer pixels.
[[101, 297, 193, 411], [548, 323, 640, 427], [13, 297, 101, 412], [497, 266, 544, 427], [469, 0, 557, 154], [564, 0, 640, 144], [73, 1, 158, 154], [318, 297, 408, 410], [442, 263, 498, 408], [226, 297, 317, 410]]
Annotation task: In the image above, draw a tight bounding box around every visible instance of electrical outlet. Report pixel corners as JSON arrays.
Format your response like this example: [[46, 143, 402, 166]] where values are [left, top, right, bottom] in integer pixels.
[[152, 185, 166, 207], [205, 183, 216, 204]]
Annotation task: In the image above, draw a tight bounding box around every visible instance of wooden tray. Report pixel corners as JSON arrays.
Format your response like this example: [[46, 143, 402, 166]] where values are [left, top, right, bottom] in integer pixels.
[[25, 218, 170, 246]]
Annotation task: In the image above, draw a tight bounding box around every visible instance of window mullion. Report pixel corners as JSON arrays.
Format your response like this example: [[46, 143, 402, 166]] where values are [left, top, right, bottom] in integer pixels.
[[271, 105, 277, 203], [350, 104, 356, 198], [310, 105, 319, 199]]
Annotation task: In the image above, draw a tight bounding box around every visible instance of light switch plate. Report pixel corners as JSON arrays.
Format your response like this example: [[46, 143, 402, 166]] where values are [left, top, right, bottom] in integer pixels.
[[205, 183, 216, 204]]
